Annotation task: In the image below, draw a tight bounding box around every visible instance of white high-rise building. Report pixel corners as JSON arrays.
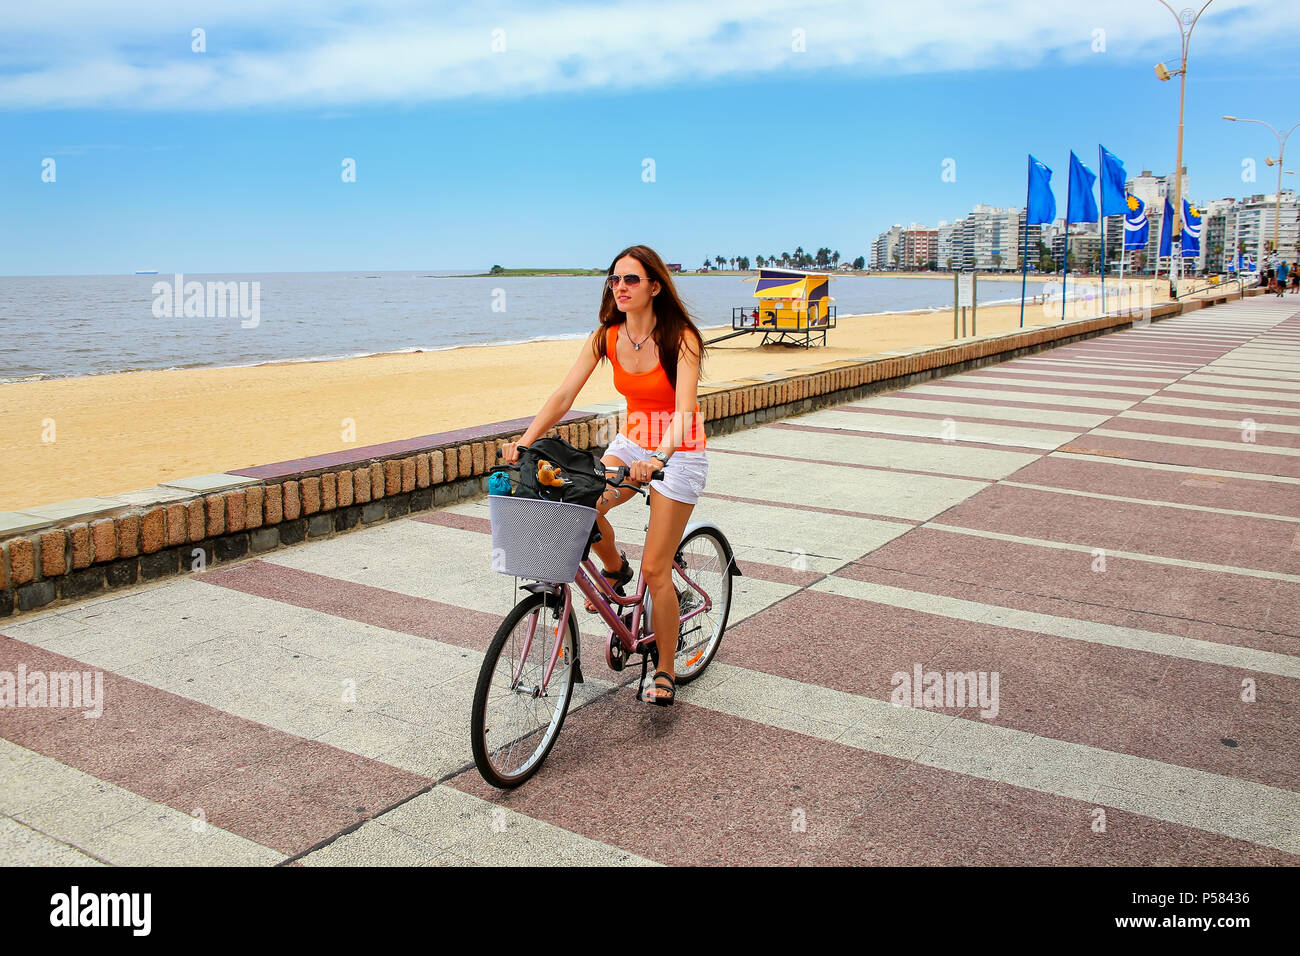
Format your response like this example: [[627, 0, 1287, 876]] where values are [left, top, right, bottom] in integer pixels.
[[963, 205, 1020, 270], [1227, 191, 1300, 267], [871, 225, 904, 270]]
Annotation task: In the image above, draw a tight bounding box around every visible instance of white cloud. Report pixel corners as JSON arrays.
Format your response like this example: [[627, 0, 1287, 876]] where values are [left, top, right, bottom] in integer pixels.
[[0, 0, 1283, 110]]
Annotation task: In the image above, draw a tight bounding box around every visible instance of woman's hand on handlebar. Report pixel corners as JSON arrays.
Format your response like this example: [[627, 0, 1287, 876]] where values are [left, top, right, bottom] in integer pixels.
[[500, 441, 527, 465], [625, 457, 665, 484]]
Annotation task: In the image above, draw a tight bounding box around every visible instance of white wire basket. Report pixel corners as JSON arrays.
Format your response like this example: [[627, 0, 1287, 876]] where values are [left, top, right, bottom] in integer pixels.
[[488, 494, 598, 583]]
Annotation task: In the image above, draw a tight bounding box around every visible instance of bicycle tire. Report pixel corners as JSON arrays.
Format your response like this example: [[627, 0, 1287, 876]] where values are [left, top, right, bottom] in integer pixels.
[[664, 526, 734, 685], [471, 591, 577, 789]]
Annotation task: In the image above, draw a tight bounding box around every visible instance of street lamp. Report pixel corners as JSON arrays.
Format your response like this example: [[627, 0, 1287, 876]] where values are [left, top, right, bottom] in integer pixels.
[[1154, 1, 1213, 291], [1224, 116, 1300, 259]]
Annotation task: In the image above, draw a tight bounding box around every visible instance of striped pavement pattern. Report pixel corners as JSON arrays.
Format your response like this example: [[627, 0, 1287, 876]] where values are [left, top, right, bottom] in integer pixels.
[[2, 297, 1297, 865]]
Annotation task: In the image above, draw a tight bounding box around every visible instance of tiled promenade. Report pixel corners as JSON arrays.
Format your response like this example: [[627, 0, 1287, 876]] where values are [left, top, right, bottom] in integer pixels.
[[2, 297, 1297, 865]]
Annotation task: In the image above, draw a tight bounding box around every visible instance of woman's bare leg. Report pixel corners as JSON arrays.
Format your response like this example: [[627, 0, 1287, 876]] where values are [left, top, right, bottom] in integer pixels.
[[640, 486, 696, 701], [583, 453, 640, 611]]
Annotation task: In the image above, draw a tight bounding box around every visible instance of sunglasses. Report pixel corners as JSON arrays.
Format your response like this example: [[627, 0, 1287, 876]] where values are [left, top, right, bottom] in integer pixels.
[[607, 273, 649, 288]]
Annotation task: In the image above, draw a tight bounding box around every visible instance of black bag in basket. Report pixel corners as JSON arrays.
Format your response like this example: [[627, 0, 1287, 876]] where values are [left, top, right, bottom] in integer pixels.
[[514, 437, 607, 508], [512, 437, 609, 562]]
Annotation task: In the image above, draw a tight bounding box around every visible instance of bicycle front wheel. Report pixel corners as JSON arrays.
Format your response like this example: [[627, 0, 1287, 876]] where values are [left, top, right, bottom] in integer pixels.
[[667, 526, 734, 685], [471, 591, 577, 789]]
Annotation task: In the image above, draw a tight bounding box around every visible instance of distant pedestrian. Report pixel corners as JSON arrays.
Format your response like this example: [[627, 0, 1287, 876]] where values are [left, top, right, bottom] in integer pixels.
[[1290, 267, 1299, 294], [1277, 260, 1290, 297]]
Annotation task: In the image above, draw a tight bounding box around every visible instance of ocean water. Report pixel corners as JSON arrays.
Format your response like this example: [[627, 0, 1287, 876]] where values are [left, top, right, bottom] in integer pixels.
[[0, 271, 1034, 382]]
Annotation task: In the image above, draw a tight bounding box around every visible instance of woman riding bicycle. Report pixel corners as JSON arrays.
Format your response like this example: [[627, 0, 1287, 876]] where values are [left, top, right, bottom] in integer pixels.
[[501, 244, 710, 706]]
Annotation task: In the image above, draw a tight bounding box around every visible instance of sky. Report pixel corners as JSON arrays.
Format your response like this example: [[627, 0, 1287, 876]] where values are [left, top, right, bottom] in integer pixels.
[[1, 0, 1298, 275]]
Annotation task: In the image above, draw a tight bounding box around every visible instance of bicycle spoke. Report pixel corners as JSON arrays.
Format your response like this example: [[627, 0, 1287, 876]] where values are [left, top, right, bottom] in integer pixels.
[[668, 529, 731, 682], [475, 597, 575, 783]]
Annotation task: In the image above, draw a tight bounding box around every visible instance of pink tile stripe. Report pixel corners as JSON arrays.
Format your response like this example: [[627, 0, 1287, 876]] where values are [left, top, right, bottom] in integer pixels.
[[411, 512, 833, 584], [446, 687, 1295, 865], [704, 444, 1001, 483], [843, 526, 1300, 649], [840, 405, 1091, 433], [1060, 434, 1300, 479], [1101, 416, 1299, 449], [925, 379, 1149, 402], [1157, 389, 1300, 411], [709, 587, 1299, 791], [934, 482, 1300, 575], [965, 369, 1174, 388], [888, 390, 1122, 417], [200, 561, 508, 654], [1191, 376, 1300, 395], [0, 636, 430, 856], [770, 421, 1042, 454], [1011, 455, 1300, 518], [1128, 400, 1300, 427]]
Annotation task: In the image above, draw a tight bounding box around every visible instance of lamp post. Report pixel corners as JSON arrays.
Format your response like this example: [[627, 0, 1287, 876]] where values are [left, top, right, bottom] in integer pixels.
[[1154, 0, 1212, 293], [1223, 116, 1299, 260]]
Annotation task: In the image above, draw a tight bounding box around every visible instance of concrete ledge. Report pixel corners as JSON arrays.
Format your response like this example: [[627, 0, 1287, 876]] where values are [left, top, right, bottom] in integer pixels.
[[160, 473, 259, 493]]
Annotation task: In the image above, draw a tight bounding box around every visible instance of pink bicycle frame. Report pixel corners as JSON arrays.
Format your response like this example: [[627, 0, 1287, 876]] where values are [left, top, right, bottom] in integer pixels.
[[510, 555, 712, 693]]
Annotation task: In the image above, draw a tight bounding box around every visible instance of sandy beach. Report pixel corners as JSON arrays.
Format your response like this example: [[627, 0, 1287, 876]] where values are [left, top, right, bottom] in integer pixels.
[[2, 282, 1170, 511]]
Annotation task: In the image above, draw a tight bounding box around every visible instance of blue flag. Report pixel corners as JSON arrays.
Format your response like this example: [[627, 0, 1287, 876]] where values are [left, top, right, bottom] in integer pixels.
[[1066, 151, 1099, 223], [1099, 146, 1127, 217], [1123, 193, 1149, 250], [1159, 197, 1174, 258], [1026, 155, 1056, 224], [1182, 199, 1202, 256]]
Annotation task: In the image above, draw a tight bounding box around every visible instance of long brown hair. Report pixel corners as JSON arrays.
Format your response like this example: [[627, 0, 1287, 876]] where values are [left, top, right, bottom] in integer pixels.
[[591, 244, 709, 390]]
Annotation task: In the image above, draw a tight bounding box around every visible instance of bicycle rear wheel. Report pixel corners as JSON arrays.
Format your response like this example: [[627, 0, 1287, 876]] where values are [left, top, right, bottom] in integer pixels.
[[663, 526, 734, 685], [471, 591, 577, 789]]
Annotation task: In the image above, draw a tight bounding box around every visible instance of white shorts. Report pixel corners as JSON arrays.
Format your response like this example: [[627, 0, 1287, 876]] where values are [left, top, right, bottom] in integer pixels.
[[602, 431, 708, 506]]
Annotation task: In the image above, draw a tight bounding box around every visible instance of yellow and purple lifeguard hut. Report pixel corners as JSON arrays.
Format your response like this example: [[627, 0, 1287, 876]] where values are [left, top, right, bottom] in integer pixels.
[[725, 268, 837, 348]]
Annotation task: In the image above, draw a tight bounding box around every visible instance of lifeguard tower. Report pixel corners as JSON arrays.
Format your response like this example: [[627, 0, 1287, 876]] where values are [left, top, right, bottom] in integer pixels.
[[717, 268, 837, 348]]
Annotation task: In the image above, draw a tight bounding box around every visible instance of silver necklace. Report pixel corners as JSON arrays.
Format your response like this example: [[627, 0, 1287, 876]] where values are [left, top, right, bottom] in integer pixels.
[[627, 323, 654, 351]]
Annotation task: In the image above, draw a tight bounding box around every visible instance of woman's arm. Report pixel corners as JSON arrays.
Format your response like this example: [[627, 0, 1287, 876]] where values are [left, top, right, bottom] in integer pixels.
[[516, 330, 601, 449], [653, 333, 702, 460]]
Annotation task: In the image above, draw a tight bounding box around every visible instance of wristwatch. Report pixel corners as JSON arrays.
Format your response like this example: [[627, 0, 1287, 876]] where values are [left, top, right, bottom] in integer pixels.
[[650, 451, 669, 467]]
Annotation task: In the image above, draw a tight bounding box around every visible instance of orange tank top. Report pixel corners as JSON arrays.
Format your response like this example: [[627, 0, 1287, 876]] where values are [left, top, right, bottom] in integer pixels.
[[607, 323, 706, 452]]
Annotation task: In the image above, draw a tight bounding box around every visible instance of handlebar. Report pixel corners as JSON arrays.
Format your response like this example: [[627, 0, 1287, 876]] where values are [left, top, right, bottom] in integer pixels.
[[494, 443, 664, 496]]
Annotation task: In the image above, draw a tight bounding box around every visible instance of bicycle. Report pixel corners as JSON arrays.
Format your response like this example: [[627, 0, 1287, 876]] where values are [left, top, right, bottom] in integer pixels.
[[471, 446, 744, 789]]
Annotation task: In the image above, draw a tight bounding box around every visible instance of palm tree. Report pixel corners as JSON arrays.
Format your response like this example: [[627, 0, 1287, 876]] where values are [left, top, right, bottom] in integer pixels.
[[714, 255, 726, 270], [831, 251, 840, 269], [756, 255, 766, 268]]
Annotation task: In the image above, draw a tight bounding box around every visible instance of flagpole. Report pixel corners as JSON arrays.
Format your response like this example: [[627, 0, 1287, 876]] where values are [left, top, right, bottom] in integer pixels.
[[1119, 243, 1126, 311], [1154, 201, 1161, 282], [1099, 146, 1106, 314], [1020, 155, 1031, 329], [1062, 155, 1072, 322]]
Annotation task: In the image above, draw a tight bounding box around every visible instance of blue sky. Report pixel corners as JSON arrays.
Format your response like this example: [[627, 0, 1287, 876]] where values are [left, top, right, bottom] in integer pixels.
[[1, 0, 1297, 275]]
